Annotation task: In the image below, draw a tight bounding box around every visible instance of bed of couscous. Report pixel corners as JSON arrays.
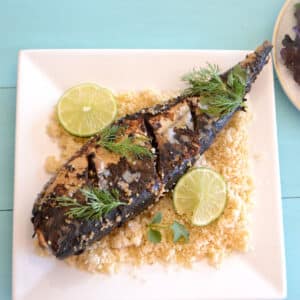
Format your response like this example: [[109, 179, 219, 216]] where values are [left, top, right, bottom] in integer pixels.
[[42, 90, 253, 273]]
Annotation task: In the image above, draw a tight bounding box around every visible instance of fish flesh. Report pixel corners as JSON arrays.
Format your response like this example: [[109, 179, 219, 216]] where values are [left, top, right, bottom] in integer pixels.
[[32, 41, 272, 259]]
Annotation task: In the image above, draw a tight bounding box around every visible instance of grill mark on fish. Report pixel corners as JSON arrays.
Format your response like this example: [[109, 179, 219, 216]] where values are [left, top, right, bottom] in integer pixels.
[[146, 101, 200, 189], [32, 41, 272, 259], [86, 152, 99, 186]]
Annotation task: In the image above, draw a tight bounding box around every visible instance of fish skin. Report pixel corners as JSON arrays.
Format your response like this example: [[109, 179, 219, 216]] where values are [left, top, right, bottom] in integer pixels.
[[146, 100, 200, 189], [33, 117, 162, 258], [32, 41, 272, 259], [195, 40, 273, 154]]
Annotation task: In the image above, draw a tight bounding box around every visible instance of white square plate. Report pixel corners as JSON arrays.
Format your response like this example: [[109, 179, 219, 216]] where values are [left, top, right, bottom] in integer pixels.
[[13, 49, 286, 300]]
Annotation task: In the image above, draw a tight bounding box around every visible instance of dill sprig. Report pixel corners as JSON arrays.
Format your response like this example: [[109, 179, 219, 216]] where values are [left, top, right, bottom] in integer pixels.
[[182, 64, 247, 117], [56, 188, 126, 220], [98, 125, 153, 159]]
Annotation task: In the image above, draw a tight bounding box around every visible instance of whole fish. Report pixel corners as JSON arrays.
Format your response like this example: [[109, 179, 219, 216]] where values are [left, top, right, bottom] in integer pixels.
[[32, 41, 272, 259]]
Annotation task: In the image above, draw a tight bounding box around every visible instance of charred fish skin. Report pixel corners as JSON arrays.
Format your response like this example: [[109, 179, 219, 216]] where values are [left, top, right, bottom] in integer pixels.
[[33, 117, 162, 258], [32, 41, 272, 259], [220, 40, 273, 93], [146, 100, 200, 189], [243, 41, 273, 93], [193, 40, 273, 154], [190, 108, 237, 155]]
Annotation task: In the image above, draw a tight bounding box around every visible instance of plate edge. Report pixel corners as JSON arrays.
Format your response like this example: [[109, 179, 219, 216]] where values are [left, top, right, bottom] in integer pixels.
[[268, 58, 287, 299], [12, 50, 287, 300], [12, 50, 28, 300], [272, 0, 300, 111]]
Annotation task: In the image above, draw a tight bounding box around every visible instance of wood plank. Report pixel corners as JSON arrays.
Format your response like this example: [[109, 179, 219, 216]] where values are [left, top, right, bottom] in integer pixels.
[[0, 211, 12, 300], [0, 89, 16, 210], [275, 76, 300, 198], [0, 0, 284, 87], [282, 199, 300, 299]]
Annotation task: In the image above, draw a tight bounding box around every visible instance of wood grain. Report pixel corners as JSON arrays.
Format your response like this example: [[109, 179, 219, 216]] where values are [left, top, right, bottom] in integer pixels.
[[0, 212, 12, 300], [0, 0, 284, 87], [0, 89, 15, 210]]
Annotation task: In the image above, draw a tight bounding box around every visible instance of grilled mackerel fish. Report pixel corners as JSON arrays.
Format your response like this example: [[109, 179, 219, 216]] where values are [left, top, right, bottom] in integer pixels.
[[32, 41, 272, 259]]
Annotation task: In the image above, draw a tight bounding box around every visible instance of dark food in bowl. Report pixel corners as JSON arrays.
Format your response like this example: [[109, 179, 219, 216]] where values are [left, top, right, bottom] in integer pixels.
[[281, 4, 300, 84]]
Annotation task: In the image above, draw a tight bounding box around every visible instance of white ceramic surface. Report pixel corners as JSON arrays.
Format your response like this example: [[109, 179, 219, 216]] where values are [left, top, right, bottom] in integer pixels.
[[273, 0, 300, 110], [13, 49, 286, 300]]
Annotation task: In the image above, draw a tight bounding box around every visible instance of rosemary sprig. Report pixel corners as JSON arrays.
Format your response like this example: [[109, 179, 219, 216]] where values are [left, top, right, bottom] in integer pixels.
[[56, 188, 126, 220], [182, 64, 247, 117], [98, 125, 153, 159]]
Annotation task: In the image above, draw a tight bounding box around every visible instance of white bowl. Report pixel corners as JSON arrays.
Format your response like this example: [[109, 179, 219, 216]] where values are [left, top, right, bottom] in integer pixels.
[[273, 0, 300, 110]]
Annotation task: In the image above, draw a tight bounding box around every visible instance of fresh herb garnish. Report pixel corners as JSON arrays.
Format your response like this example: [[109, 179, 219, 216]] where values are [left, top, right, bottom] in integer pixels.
[[170, 221, 190, 243], [151, 211, 163, 224], [147, 212, 189, 244], [147, 228, 162, 244], [97, 125, 153, 159], [182, 64, 247, 117], [56, 188, 126, 220]]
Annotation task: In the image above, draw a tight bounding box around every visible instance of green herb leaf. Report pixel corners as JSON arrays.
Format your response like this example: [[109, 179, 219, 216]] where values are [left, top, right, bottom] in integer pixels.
[[230, 65, 247, 85], [147, 212, 190, 244], [147, 228, 162, 244], [182, 63, 247, 117], [171, 221, 189, 243], [98, 125, 153, 159], [151, 212, 162, 224], [56, 187, 126, 220]]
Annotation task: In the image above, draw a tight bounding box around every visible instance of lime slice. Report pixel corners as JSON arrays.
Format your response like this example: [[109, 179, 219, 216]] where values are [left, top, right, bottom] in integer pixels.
[[173, 167, 227, 226], [57, 83, 117, 137]]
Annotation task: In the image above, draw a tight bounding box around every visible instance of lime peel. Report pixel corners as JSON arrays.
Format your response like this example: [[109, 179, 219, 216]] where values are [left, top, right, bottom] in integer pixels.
[[57, 83, 117, 137], [173, 167, 227, 226]]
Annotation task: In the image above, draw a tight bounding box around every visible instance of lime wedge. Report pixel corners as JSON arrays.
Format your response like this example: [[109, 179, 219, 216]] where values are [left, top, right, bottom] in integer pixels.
[[173, 167, 227, 226], [57, 83, 117, 137]]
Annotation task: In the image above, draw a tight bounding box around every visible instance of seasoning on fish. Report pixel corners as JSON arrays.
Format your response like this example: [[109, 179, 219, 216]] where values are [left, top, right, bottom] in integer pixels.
[[32, 41, 272, 259]]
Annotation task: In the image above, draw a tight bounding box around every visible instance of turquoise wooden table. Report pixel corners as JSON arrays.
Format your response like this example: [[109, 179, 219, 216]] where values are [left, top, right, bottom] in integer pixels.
[[0, 0, 299, 299]]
